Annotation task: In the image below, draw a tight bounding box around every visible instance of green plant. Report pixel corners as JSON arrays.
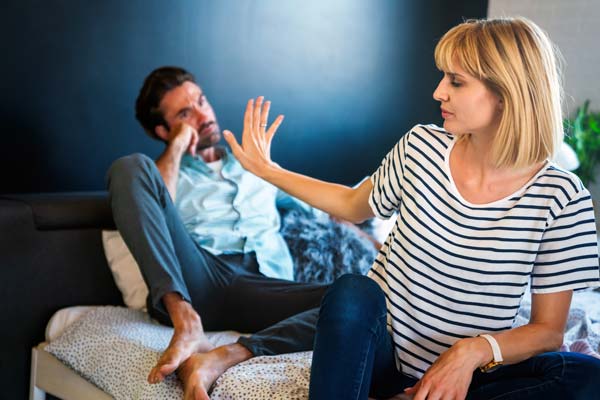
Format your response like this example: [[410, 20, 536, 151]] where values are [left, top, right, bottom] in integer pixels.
[[564, 100, 600, 186]]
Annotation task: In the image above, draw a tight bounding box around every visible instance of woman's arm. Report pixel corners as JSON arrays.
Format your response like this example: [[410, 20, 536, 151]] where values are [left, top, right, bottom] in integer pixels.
[[224, 96, 375, 223], [481, 290, 572, 364], [406, 290, 573, 400]]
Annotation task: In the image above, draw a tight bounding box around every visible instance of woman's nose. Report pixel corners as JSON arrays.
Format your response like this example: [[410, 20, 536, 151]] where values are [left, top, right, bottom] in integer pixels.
[[433, 81, 448, 102]]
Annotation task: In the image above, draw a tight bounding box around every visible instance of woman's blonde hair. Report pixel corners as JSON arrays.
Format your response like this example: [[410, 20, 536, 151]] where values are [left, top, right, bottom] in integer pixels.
[[434, 17, 563, 169]]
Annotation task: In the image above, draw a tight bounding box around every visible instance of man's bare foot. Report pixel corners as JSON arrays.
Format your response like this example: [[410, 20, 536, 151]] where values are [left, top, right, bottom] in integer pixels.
[[148, 325, 214, 384], [177, 344, 253, 400], [148, 293, 214, 384]]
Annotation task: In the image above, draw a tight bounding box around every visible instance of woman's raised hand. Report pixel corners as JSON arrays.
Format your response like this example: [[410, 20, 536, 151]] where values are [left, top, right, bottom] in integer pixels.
[[223, 96, 284, 178]]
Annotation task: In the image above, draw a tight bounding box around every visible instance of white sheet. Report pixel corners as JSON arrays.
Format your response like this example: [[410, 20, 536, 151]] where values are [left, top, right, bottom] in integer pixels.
[[46, 305, 242, 347], [44, 289, 599, 400]]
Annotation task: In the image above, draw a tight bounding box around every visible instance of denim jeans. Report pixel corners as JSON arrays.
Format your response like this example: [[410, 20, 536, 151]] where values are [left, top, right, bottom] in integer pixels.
[[309, 274, 600, 400], [107, 153, 327, 356]]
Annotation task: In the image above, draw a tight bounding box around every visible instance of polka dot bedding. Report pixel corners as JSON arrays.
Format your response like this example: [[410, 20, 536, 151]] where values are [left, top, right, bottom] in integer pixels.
[[45, 306, 312, 400], [43, 290, 600, 399]]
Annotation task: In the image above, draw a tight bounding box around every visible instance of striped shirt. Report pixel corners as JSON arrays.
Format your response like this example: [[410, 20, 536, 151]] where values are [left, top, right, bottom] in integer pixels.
[[368, 124, 600, 379]]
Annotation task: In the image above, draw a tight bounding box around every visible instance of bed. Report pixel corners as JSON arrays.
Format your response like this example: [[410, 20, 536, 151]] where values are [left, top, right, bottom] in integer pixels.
[[1, 192, 377, 399], [1, 193, 598, 400]]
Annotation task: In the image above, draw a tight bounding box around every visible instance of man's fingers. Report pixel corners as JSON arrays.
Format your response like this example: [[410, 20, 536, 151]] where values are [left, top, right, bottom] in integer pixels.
[[189, 129, 199, 156]]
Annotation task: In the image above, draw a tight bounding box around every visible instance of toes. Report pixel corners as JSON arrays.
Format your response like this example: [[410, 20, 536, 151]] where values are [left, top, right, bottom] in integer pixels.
[[194, 385, 209, 400], [148, 368, 164, 384], [159, 362, 178, 377], [148, 362, 177, 384]]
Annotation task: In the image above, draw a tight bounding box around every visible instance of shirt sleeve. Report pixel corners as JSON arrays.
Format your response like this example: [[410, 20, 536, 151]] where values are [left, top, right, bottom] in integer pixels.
[[531, 189, 600, 293], [368, 130, 409, 219]]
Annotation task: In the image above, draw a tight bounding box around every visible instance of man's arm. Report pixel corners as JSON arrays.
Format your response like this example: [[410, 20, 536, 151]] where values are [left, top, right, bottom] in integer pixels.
[[155, 123, 198, 201]]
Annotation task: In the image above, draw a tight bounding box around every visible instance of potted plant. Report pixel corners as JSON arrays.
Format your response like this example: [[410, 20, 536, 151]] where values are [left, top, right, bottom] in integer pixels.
[[564, 100, 600, 187]]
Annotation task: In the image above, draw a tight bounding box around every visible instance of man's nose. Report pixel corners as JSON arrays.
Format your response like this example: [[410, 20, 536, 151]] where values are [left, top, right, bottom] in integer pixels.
[[192, 104, 208, 124]]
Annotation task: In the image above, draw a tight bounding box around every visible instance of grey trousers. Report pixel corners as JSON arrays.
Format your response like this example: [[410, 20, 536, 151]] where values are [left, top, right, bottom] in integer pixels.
[[106, 153, 327, 356]]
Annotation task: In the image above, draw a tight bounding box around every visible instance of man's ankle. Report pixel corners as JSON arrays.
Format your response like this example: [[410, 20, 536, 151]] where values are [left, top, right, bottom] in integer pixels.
[[221, 343, 253, 364], [162, 292, 202, 331]]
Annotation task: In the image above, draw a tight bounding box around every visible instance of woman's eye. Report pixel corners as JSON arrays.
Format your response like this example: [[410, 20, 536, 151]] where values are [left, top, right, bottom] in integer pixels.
[[451, 81, 462, 87]]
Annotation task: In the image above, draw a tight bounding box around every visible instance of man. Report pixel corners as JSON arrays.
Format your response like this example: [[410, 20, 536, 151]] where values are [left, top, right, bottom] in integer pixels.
[[107, 66, 330, 399]]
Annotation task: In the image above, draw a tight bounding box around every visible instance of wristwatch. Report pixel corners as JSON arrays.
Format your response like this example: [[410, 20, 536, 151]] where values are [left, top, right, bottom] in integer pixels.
[[478, 334, 503, 373]]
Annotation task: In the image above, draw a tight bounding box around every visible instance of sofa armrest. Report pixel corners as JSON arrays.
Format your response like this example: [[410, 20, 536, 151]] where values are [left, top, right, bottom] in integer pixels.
[[0, 191, 123, 399]]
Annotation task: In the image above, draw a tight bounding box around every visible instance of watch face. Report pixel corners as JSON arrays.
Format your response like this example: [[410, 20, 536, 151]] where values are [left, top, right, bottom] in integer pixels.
[[481, 361, 503, 373]]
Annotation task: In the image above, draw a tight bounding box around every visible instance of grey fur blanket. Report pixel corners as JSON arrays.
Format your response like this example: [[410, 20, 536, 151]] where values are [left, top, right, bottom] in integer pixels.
[[280, 209, 378, 283]]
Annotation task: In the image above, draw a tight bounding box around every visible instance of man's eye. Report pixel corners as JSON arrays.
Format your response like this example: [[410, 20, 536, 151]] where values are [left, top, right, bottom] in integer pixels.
[[180, 110, 189, 118], [198, 96, 205, 106]]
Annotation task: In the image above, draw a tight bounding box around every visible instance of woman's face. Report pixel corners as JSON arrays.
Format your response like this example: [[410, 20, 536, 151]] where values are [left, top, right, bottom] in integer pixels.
[[433, 63, 503, 139]]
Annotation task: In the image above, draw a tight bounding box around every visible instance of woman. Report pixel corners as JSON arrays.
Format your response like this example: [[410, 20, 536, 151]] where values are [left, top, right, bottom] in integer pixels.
[[224, 18, 600, 400]]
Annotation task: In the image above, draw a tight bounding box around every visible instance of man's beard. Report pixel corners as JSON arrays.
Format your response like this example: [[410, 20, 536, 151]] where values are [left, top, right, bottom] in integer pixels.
[[195, 130, 221, 151]]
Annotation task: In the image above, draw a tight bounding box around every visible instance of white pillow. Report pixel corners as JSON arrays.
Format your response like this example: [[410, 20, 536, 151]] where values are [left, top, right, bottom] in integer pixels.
[[101, 230, 148, 310]]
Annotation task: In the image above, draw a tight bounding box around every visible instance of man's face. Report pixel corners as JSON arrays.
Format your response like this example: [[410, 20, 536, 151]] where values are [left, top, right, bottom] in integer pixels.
[[157, 81, 221, 150]]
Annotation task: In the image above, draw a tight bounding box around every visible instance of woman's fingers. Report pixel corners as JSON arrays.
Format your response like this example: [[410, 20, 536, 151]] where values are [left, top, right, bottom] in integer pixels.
[[237, 96, 283, 153], [266, 114, 284, 144], [260, 100, 271, 131], [243, 98, 254, 138], [253, 96, 263, 133], [223, 130, 242, 156]]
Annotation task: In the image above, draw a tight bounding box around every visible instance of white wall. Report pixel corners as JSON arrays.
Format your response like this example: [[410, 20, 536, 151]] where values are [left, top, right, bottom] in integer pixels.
[[489, 0, 600, 116]]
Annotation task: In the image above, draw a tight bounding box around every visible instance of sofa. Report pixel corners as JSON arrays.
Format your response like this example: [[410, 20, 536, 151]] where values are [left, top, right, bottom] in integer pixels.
[[1, 193, 123, 399]]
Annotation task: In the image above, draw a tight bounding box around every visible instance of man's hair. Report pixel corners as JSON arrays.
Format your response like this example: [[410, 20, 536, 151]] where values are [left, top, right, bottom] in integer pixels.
[[434, 17, 564, 169], [135, 66, 196, 140]]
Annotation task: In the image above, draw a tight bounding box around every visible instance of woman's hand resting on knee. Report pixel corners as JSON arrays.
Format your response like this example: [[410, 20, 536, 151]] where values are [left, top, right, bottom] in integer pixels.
[[404, 337, 491, 400]]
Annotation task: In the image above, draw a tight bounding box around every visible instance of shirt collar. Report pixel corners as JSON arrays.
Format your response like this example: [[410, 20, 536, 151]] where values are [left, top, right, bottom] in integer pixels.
[[180, 146, 237, 174]]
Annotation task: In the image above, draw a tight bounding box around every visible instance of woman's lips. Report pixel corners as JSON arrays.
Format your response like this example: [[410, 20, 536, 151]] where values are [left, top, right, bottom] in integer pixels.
[[441, 109, 453, 119]]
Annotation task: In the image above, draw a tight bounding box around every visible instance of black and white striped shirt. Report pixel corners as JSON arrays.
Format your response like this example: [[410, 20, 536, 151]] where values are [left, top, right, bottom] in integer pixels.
[[368, 124, 600, 379]]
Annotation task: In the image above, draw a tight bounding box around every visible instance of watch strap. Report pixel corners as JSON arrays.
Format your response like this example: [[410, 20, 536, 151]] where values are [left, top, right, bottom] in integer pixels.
[[478, 334, 503, 372]]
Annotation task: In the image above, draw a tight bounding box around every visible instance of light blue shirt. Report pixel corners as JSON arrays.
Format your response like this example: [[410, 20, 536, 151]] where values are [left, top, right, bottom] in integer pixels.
[[175, 149, 315, 280]]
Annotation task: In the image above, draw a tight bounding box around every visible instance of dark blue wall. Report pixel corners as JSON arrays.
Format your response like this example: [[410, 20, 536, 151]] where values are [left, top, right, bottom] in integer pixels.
[[1, 0, 487, 193]]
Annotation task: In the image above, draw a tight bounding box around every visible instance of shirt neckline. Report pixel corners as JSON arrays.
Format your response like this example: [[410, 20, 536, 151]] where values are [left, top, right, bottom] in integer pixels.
[[181, 147, 233, 173], [443, 137, 550, 207]]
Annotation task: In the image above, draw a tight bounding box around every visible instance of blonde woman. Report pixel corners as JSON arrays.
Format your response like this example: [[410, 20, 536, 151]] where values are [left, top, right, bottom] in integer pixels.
[[225, 18, 600, 399]]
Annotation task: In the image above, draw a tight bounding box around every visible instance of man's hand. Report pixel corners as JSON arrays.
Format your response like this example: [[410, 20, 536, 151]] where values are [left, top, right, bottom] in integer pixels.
[[156, 122, 199, 200], [404, 337, 490, 400], [168, 122, 200, 157]]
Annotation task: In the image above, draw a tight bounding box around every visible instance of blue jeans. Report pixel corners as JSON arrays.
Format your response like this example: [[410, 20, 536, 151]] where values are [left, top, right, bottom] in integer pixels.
[[309, 274, 600, 400]]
